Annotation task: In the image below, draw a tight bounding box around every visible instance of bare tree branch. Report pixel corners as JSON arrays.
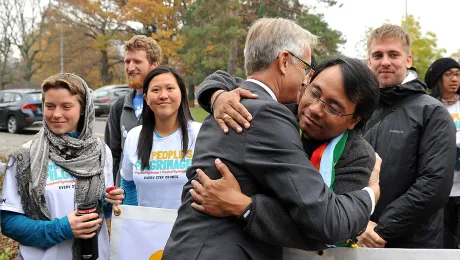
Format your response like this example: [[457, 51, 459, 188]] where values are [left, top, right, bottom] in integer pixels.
[[1, 0, 53, 85], [59, 0, 126, 84]]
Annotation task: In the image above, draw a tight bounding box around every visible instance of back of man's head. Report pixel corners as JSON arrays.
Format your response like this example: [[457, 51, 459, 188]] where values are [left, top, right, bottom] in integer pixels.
[[367, 24, 411, 55], [125, 35, 163, 65], [244, 18, 317, 76]]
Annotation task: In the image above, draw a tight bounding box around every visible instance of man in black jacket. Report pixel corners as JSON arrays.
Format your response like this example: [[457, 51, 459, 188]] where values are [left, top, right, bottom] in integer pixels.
[[104, 35, 161, 184], [357, 24, 456, 248]]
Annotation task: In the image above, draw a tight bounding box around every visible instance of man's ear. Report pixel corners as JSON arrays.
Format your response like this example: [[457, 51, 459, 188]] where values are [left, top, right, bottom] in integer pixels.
[[406, 54, 413, 69], [348, 115, 362, 130], [277, 51, 290, 75], [150, 61, 160, 70]]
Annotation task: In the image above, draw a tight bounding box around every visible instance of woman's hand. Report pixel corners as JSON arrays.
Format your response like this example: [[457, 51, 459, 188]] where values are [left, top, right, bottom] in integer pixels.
[[190, 158, 252, 217], [105, 187, 125, 206], [67, 210, 102, 239], [212, 88, 258, 133]]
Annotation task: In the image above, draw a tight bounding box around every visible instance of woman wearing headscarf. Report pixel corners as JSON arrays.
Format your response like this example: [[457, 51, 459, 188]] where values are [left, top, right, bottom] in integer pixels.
[[425, 57, 460, 248], [0, 73, 114, 259]]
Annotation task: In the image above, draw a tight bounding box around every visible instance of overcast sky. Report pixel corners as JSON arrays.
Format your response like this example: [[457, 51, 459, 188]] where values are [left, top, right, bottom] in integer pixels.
[[299, 0, 460, 58]]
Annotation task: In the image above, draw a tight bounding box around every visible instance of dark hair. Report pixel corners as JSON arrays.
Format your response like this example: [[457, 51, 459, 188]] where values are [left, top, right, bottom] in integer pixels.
[[137, 65, 194, 170], [310, 56, 379, 129], [427, 58, 460, 100], [429, 80, 460, 100]]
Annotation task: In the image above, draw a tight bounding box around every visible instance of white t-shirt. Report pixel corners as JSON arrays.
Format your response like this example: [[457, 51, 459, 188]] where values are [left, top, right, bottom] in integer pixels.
[[121, 121, 202, 209], [0, 145, 113, 260], [446, 101, 460, 197]]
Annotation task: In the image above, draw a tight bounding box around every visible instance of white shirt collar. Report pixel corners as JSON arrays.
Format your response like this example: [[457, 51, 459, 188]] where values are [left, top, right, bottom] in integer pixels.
[[246, 79, 277, 101], [402, 70, 417, 84]]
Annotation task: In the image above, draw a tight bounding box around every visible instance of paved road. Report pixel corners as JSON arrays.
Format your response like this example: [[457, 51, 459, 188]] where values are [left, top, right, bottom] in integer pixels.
[[0, 117, 107, 160]]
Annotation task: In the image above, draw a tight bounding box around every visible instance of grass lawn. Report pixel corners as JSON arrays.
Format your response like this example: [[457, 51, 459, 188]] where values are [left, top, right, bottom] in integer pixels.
[[190, 107, 209, 123]]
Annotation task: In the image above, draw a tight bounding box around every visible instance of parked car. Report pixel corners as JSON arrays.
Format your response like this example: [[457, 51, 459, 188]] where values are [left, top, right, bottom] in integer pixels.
[[0, 89, 43, 134], [92, 84, 130, 116]]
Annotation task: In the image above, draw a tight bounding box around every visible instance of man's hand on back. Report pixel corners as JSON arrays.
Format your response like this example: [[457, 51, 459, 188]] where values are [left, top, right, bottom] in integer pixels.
[[211, 88, 258, 133]]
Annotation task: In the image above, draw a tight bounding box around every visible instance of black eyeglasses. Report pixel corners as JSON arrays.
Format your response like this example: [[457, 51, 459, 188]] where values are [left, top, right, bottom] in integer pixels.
[[444, 71, 460, 79], [286, 51, 313, 76], [302, 84, 354, 118]]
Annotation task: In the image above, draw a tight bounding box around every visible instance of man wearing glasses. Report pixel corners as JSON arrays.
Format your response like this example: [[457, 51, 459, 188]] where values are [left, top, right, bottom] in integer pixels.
[[190, 53, 382, 251], [162, 18, 380, 260]]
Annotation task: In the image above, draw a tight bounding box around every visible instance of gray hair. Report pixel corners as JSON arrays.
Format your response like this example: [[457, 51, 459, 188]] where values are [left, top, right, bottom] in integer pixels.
[[244, 18, 317, 75]]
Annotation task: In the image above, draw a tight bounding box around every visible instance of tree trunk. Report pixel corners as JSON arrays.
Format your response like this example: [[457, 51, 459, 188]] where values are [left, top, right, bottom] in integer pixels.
[[227, 0, 238, 75], [227, 38, 238, 75], [100, 49, 110, 85], [0, 55, 8, 89], [24, 58, 33, 86]]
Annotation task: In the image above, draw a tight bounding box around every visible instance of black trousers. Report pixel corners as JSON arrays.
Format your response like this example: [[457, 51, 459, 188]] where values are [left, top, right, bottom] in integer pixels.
[[444, 196, 460, 249]]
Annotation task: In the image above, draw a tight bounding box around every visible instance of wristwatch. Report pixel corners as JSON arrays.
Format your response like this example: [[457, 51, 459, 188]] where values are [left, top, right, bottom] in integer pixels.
[[236, 202, 253, 223]]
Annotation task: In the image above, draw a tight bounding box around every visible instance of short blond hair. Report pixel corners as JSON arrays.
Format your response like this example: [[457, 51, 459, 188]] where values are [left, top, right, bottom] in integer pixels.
[[125, 35, 162, 64], [42, 73, 86, 109], [367, 24, 411, 54]]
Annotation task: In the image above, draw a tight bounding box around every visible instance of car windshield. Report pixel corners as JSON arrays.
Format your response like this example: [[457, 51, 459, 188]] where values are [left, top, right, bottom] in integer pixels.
[[93, 89, 109, 98], [27, 92, 42, 102], [114, 89, 130, 97]]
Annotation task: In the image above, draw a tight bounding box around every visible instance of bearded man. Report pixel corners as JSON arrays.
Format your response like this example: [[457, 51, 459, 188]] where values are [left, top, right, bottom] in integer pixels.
[[104, 35, 162, 184]]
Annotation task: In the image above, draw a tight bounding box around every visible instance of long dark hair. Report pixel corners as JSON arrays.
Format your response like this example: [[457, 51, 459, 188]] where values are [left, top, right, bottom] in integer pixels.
[[310, 56, 380, 129], [430, 79, 460, 100], [137, 65, 194, 170]]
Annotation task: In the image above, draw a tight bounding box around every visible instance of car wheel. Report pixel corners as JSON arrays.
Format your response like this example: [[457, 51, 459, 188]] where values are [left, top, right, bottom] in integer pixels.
[[7, 116, 20, 134]]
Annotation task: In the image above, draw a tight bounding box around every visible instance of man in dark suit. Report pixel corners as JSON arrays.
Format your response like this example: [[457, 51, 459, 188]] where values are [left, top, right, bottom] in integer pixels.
[[162, 17, 380, 260]]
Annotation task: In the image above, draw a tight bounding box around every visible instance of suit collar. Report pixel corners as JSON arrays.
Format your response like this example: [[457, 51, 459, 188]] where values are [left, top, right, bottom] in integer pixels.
[[246, 79, 277, 101], [240, 80, 277, 102]]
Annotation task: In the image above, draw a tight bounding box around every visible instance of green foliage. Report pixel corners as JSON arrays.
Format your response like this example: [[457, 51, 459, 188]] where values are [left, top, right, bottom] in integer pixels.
[[180, 0, 246, 85], [190, 107, 209, 123], [402, 15, 445, 80], [3, 0, 349, 89], [0, 246, 14, 260], [451, 49, 460, 63], [354, 26, 374, 59], [255, 0, 303, 19], [317, 0, 338, 6], [181, 0, 345, 86], [297, 13, 345, 62]]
